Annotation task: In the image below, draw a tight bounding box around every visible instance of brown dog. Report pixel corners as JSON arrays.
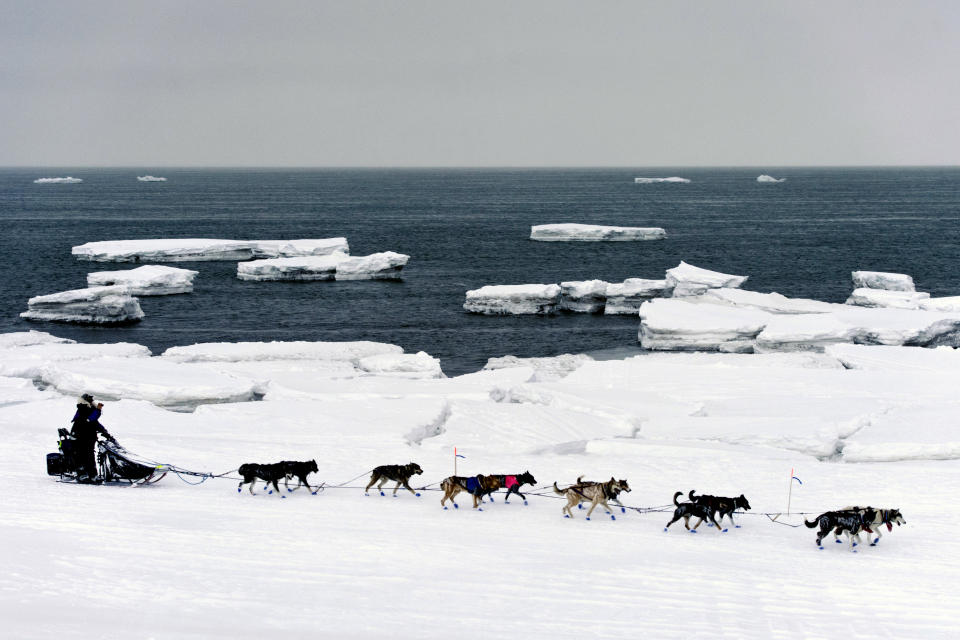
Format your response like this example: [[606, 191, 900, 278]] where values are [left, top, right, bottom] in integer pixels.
[[553, 476, 631, 520], [440, 474, 502, 510]]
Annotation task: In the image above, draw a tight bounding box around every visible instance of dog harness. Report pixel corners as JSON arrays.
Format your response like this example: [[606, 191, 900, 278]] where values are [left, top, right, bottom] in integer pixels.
[[465, 476, 482, 495], [504, 475, 518, 490]]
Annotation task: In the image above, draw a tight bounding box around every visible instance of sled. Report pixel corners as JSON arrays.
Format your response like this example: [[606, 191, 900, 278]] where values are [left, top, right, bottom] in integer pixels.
[[47, 429, 168, 486]]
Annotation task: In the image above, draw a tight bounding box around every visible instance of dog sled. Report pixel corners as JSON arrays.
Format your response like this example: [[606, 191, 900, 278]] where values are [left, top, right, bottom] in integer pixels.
[[47, 428, 168, 486]]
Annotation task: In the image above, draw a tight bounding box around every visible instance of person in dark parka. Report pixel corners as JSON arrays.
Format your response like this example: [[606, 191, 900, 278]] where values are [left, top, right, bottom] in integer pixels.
[[69, 393, 115, 482]]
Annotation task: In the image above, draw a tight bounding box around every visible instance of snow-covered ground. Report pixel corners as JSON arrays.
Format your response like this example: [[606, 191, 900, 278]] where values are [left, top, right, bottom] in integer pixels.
[[2, 332, 957, 638]]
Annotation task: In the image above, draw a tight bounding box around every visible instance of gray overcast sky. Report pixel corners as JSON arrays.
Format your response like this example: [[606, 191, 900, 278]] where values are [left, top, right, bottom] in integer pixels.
[[2, 1, 959, 166]]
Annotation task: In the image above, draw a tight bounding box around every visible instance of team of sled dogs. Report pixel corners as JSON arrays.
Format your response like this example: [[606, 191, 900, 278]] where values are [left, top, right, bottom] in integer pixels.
[[236, 459, 905, 548]]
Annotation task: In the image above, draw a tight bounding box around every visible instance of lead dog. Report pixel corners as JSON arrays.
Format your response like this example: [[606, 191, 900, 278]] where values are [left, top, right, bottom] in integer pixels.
[[553, 476, 631, 520], [804, 508, 874, 550], [484, 471, 537, 504], [665, 491, 724, 532], [688, 489, 752, 529], [365, 462, 424, 497], [440, 474, 502, 509], [835, 506, 905, 546]]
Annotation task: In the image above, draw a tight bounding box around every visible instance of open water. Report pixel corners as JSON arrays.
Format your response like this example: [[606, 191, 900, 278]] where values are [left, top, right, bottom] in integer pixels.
[[1, 167, 958, 375]]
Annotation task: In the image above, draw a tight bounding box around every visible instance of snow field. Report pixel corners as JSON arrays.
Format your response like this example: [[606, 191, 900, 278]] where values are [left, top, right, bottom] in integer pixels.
[[2, 335, 959, 637]]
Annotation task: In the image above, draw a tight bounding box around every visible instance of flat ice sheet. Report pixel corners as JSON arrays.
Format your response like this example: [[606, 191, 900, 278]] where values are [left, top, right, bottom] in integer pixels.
[[72, 238, 349, 262]]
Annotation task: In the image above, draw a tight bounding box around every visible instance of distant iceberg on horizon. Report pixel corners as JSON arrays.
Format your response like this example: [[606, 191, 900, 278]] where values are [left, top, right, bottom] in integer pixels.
[[33, 177, 82, 184], [137, 175, 167, 182], [634, 176, 690, 184], [757, 174, 786, 183]]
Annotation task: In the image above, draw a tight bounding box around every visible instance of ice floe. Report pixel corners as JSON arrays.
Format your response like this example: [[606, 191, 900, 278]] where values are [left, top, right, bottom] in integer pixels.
[[852, 270, 915, 292], [639, 296, 960, 352], [530, 224, 666, 242], [559, 280, 609, 313], [665, 261, 749, 297], [603, 279, 671, 315], [0, 341, 151, 378], [639, 299, 768, 352], [757, 174, 785, 183], [634, 177, 690, 183], [36, 356, 258, 409], [919, 296, 960, 312], [335, 252, 410, 280], [237, 253, 348, 281], [21, 286, 144, 324], [845, 288, 930, 309], [357, 351, 444, 379], [0, 330, 74, 349], [161, 340, 402, 364], [483, 353, 593, 382], [464, 284, 561, 315], [702, 288, 838, 314], [86, 265, 199, 295], [33, 177, 82, 184], [72, 238, 349, 262], [136, 175, 167, 182]]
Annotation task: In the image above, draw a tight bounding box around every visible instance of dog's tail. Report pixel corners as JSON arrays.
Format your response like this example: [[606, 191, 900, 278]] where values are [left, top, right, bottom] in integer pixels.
[[673, 491, 683, 507], [238, 463, 252, 476], [688, 489, 698, 501], [804, 517, 821, 528], [553, 481, 566, 496]]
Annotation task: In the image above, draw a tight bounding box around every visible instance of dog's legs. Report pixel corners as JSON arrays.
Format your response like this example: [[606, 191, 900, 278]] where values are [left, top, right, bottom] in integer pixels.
[[585, 498, 604, 520], [248, 479, 258, 496], [364, 473, 380, 494], [271, 478, 283, 497], [237, 479, 244, 493], [401, 480, 417, 496], [562, 495, 575, 519], [664, 512, 682, 531], [871, 527, 883, 546]]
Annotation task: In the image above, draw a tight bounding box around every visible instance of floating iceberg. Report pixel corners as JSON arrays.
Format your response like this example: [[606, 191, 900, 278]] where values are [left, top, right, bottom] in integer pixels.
[[845, 288, 930, 310], [86, 265, 199, 295], [72, 238, 349, 262], [237, 252, 348, 281], [604, 278, 671, 315], [136, 176, 167, 182], [357, 351, 444, 379], [530, 224, 667, 242], [757, 175, 785, 183], [335, 252, 410, 280], [665, 261, 748, 297], [851, 270, 915, 292], [559, 280, 609, 313], [464, 284, 561, 315], [33, 177, 82, 184], [21, 286, 144, 324], [634, 177, 690, 184], [161, 340, 402, 364]]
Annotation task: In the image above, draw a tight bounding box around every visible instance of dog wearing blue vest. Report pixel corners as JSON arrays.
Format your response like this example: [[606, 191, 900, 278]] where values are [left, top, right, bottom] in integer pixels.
[[440, 474, 502, 509]]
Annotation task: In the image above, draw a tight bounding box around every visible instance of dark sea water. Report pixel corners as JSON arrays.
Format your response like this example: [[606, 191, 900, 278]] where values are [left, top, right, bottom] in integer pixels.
[[1, 168, 958, 375]]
